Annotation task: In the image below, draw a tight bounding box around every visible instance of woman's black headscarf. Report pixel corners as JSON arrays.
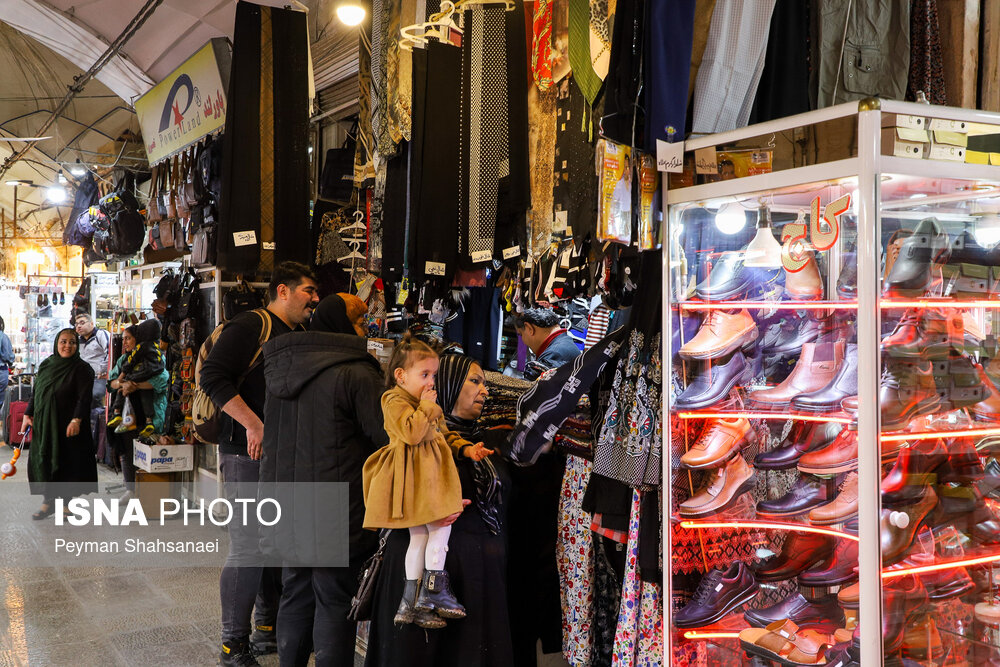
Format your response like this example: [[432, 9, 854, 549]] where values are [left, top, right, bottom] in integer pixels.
[[310, 294, 357, 335], [436, 353, 503, 535], [30, 328, 89, 484]]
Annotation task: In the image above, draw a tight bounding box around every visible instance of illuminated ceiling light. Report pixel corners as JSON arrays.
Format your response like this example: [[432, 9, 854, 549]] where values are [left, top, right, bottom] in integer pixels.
[[17, 249, 45, 265], [57, 170, 67, 184], [70, 160, 86, 177], [974, 212, 1000, 248], [46, 186, 67, 203], [5, 179, 31, 186], [336, 1, 366, 26], [714, 202, 746, 235], [743, 205, 783, 268]]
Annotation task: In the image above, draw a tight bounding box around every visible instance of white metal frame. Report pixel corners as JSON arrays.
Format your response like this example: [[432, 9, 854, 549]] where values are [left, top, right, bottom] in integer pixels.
[[661, 99, 1000, 666]]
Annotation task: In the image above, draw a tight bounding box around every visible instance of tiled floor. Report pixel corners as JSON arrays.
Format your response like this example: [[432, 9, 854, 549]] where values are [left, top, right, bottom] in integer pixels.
[[0, 448, 569, 667]]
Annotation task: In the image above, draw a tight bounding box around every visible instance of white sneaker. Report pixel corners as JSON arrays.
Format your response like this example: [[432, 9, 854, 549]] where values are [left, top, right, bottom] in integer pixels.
[[120, 490, 133, 502]]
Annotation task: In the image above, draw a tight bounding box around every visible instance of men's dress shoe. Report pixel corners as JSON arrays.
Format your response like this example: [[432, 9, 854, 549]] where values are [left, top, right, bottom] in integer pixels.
[[837, 582, 859, 609], [883, 575, 930, 654], [880, 359, 941, 431], [798, 427, 859, 475], [674, 351, 751, 410], [695, 252, 751, 301], [881, 439, 951, 506], [809, 472, 859, 525], [883, 217, 952, 297], [755, 420, 843, 470], [972, 363, 1000, 421], [674, 561, 759, 628], [902, 615, 944, 660], [881, 486, 938, 565], [899, 552, 976, 601], [755, 532, 836, 583], [943, 229, 1000, 298], [680, 417, 757, 469], [785, 248, 824, 300], [763, 314, 827, 357], [748, 341, 845, 410], [679, 455, 756, 518], [799, 539, 859, 587], [793, 342, 859, 413], [940, 437, 984, 484], [671, 312, 703, 359], [679, 309, 758, 360], [837, 248, 857, 300], [757, 474, 839, 518], [883, 308, 963, 359], [744, 592, 845, 631]]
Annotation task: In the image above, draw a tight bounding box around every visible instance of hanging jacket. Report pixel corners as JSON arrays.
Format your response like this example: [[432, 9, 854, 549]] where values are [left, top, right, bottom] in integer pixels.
[[258, 331, 388, 565]]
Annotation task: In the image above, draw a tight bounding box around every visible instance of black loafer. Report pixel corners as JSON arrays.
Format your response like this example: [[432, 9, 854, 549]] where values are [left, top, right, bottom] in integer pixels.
[[675, 351, 751, 410]]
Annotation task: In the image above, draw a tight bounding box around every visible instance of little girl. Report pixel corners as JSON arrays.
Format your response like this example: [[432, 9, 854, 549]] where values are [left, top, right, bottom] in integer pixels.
[[363, 334, 492, 629]]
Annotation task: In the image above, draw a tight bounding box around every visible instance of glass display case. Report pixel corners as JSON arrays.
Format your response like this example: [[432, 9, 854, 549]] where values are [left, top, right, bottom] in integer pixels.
[[664, 100, 1000, 666]]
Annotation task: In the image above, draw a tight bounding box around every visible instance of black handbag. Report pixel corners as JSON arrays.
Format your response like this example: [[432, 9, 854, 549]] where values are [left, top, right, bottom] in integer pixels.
[[347, 529, 390, 622]]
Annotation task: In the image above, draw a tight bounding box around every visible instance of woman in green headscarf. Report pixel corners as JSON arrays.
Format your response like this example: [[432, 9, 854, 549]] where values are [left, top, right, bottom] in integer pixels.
[[20, 328, 97, 519]]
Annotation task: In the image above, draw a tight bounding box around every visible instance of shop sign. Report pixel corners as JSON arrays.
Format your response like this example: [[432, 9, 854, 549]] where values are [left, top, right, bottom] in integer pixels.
[[134, 39, 231, 165], [781, 194, 850, 272]]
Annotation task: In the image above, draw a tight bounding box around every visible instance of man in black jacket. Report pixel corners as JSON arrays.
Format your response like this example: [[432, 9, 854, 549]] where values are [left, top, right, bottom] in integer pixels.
[[258, 294, 388, 667], [200, 261, 319, 667]]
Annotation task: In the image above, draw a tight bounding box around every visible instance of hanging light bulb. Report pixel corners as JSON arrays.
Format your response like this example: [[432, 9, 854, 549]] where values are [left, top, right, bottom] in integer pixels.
[[57, 170, 67, 184], [70, 159, 86, 177], [336, 1, 366, 25], [974, 212, 1000, 248], [46, 185, 67, 203], [744, 205, 783, 268], [714, 202, 746, 235]]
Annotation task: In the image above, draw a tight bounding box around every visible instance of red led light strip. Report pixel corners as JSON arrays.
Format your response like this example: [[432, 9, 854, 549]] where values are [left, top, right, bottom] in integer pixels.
[[882, 299, 1000, 309], [677, 411, 854, 424], [678, 520, 859, 542], [682, 631, 740, 640], [880, 426, 1000, 443], [678, 301, 857, 311], [881, 552, 1000, 578]]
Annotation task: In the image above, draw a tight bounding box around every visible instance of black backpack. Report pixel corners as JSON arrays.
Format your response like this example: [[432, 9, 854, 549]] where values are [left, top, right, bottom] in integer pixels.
[[223, 280, 263, 320], [98, 190, 145, 257]]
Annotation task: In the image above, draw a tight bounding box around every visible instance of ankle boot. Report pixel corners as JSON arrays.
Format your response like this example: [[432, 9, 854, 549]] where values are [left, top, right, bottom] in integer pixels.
[[415, 569, 466, 619], [394, 579, 419, 625]]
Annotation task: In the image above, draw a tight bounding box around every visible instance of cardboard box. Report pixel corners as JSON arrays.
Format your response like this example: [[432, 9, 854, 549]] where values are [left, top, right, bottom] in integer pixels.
[[367, 338, 395, 373], [928, 143, 966, 162], [928, 118, 969, 133], [134, 441, 194, 473], [881, 127, 926, 159], [135, 470, 177, 521], [882, 113, 926, 131]]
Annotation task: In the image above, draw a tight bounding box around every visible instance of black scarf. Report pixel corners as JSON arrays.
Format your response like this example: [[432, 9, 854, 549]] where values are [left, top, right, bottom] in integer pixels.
[[438, 354, 503, 535], [310, 294, 357, 335]]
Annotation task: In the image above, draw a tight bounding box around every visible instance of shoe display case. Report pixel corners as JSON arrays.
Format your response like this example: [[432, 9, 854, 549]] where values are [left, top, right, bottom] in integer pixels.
[[663, 100, 1000, 666]]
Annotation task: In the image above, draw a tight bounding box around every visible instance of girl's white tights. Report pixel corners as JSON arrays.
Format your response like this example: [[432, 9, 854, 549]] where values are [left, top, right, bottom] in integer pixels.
[[405, 523, 453, 579]]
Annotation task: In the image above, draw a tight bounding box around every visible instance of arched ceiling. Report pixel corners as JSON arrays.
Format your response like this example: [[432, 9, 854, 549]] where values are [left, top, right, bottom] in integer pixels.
[[0, 0, 349, 260]]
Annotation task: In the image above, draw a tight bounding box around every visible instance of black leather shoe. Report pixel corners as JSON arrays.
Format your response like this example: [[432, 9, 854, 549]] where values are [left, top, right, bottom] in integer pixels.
[[880, 360, 941, 431], [757, 474, 841, 518], [744, 592, 845, 631], [695, 252, 751, 300], [763, 314, 828, 357], [755, 420, 843, 470], [675, 351, 751, 410], [794, 342, 858, 413], [674, 561, 759, 628], [798, 539, 859, 587], [416, 569, 466, 619], [883, 217, 951, 297], [756, 532, 836, 583]]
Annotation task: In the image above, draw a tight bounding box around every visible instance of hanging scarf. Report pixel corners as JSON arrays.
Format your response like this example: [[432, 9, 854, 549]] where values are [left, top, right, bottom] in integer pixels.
[[28, 329, 87, 484], [438, 353, 504, 535]]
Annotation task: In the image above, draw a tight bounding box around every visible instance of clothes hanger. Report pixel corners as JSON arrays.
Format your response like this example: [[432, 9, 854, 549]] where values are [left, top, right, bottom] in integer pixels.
[[399, 2, 463, 51]]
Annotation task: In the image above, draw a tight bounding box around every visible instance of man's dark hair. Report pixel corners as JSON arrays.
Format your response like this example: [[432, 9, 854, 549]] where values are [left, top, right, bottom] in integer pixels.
[[510, 307, 561, 330], [75, 312, 93, 323], [268, 261, 317, 300], [0, 315, 4, 332]]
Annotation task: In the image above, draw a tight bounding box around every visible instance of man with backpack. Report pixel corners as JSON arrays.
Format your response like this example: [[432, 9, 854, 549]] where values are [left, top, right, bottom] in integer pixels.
[[200, 261, 319, 667]]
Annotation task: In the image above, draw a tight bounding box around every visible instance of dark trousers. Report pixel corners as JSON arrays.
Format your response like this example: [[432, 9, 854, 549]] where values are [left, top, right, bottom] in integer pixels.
[[278, 565, 360, 667], [118, 438, 136, 492], [220, 452, 282, 643]]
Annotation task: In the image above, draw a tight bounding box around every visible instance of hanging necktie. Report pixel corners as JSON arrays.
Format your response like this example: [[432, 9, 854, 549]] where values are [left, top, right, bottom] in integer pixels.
[[569, 0, 602, 104], [532, 0, 555, 90], [589, 0, 615, 82], [258, 6, 275, 272]]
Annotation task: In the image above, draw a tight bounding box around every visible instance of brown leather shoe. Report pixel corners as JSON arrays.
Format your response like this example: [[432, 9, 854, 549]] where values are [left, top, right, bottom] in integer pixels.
[[973, 363, 1000, 421], [748, 341, 845, 410], [902, 614, 944, 660], [837, 581, 859, 609], [679, 309, 758, 360], [680, 417, 757, 469], [785, 248, 824, 300], [679, 455, 756, 518], [798, 427, 858, 475], [809, 472, 859, 525]]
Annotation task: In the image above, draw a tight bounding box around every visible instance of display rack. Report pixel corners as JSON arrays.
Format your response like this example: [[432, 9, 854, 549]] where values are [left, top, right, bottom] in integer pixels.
[[663, 99, 1000, 666]]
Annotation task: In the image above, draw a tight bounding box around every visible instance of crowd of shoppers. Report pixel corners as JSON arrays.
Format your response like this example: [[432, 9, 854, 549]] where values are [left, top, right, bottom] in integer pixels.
[[9, 260, 584, 667]]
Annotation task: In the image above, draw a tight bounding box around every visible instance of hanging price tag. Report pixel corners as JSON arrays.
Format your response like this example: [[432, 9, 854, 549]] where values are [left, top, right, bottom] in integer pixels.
[[694, 147, 718, 174], [233, 231, 257, 247], [262, 241, 275, 251], [425, 261, 447, 276], [470, 250, 492, 263], [655, 139, 685, 172], [502, 246, 521, 260]]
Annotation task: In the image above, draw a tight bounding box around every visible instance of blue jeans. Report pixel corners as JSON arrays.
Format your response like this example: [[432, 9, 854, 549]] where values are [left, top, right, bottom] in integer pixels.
[[219, 453, 282, 643]]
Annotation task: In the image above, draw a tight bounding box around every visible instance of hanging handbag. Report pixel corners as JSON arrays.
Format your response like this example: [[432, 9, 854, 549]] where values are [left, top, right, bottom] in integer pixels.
[[147, 163, 163, 222], [183, 145, 201, 210], [347, 529, 390, 622], [177, 152, 192, 217], [162, 156, 178, 219], [223, 279, 263, 320], [191, 223, 217, 266], [174, 217, 189, 252], [159, 217, 176, 248]]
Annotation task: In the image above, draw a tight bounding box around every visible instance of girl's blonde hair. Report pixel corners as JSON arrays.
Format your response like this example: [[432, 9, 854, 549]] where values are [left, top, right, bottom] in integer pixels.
[[386, 332, 438, 389]]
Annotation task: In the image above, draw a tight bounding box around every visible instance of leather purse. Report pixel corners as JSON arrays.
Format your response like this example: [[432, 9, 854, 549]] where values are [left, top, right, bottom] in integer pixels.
[[182, 146, 201, 210], [347, 529, 390, 622], [177, 152, 192, 218], [191, 223, 216, 266], [162, 156, 178, 219], [159, 218, 175, 247], [174, 217, 188, 251], [147, 163, 162, 222]]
